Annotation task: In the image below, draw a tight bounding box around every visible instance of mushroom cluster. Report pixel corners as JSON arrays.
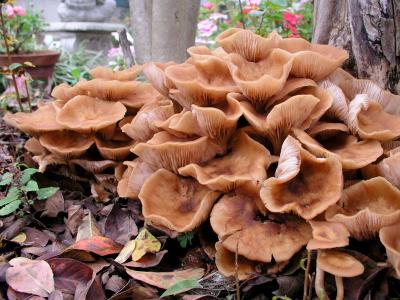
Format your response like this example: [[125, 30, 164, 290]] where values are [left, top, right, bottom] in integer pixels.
[[4, 29, 400, 297]]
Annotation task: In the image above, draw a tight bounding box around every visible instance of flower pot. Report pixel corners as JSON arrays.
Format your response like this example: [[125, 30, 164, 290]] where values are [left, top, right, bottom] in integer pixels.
[[0, 50, 61, 80]]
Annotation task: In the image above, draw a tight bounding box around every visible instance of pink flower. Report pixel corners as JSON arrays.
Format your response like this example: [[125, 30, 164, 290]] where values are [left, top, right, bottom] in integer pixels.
[[107, 47, 122, 58], [13, 6, 26, 17], [6, 5, 15, 18], [202, 2, 214, 10], [197, 19, 217, 37], [209, 12, 228, 21], [242, 6, 252, 14], [283, 11, 303, 26], [246, 0, 260, 7]]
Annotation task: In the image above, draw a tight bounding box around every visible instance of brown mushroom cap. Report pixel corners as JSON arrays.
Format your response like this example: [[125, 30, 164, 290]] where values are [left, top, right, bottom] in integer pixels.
[[325, 177, 400, 240], [4, 103, 64, 135], [139, 169, 221, 233], [270, 77, 317, 105], [319, 80, 349, 122], [33, 152, 67, 172], [56, 95, 126, 133], [142, 61, 176, 96], [317, 250, 364, 277], [292, 128, 383, 170], [131, 131, 223, 173], [24, 137, 46, 156], [307, 221, 350, 250], [379, 223, 400, 278], [224, 49, 293, 103], [89, 65, 142, 81], [260, 136, 343, 220], [39, 131, 94, 159], [51, 83, 82, 101], [210, 193, 311, 262], [178, 131, 271, 192], [362, 153, 400, 189], [155, 109, 202, 138], [69, 159, 118, 174], [94, 135, 135, 161]]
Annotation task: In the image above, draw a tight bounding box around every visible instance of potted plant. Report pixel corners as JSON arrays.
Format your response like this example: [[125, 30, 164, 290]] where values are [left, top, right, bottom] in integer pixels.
[[0, 2, 60, 81]]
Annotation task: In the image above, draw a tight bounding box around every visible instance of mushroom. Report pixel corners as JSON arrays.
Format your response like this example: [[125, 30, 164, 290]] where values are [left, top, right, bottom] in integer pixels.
[[315, 250, 364, 300], [51, 83, 82, 101], [142, 61, 176, 96], [139, 169, 221, 235], [379, 223, 400, 278], [94, 135, 136, 161], [270, 77, 317, 105], [131, 131, 223, 173], [155, 109, 202, 138], [319, 79, 349, 123], [56, 95, 126, 133], [260, 136, 343, 220], [178, 131, 271, 192], [325, 177, 400, 239], [89, 65, 142, 81], [24, 137, 46, 156], [307, 221, 350, 250], [69, 159, 118, 174], [362, 152, 400, 189]]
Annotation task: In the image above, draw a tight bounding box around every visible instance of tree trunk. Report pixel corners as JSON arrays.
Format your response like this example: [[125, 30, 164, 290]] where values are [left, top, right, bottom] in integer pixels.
[[129, 0, 200, 64], [313, 0, 400, 94]]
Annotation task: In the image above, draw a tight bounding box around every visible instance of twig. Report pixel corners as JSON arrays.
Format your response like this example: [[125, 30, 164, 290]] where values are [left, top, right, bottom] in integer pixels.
[[303, 250, 312, 300], [235, 239, 240, 300], [0, 4, 23, 112], [118, 28, 135, 67], [237, 0, 246, 29], [23, 75, 31, 112]]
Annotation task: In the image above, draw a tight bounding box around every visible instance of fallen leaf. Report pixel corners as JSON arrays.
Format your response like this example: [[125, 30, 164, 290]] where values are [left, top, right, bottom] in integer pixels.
[[104, 203, 138, 245], [23, 227, 50, 247], [6, 257, 55, 297], [105, 275, 127, 292], [76, 212, 102, 241], [48, 290, 63, 300], [124, 250, 168, 268], [161, 278, 201, 297], [132, 228, 161, 262], [115, 240, 136, 264], [67, 236, 122, 256], [42, 191, 64, 218], [125, 268, 204, 289], [109, 280, 159, 300], [65, 205, 85, 235], [11, 232, 26, 244]]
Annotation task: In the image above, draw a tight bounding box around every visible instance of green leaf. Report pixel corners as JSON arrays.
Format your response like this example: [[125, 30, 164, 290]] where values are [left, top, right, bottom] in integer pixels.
[[0, 187, 21, 207], [20, 168, 38, 185], [36, 187, 59, 200], [8, 63, 23, 71], [71, 68, 81, 79], [0, 199, 22, 216], [161, 279, 201, 297], [177, 232, 194, 248], [22, 180, 39, 192], [0, 172, 13, 186]]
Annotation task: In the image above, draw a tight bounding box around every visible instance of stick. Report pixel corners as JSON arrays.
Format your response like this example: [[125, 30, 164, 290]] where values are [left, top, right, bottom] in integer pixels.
[[235, 239, 240, 300], [303, 250, 312, 300], [237, 0, 246, 29], [118, 28, 135, 67]]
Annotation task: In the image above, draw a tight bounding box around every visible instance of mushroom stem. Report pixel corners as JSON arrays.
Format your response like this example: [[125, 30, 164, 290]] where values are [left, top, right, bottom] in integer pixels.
[[315, 251, 330, 300], [335, 276, 344, 300]]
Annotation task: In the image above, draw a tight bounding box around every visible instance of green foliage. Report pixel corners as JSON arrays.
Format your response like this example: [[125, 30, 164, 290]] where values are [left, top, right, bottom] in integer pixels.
[[177, 231, 195, 248], [161, 278, 201, 297], [53, 45, 104, 86], [0, 165, 59, 216]]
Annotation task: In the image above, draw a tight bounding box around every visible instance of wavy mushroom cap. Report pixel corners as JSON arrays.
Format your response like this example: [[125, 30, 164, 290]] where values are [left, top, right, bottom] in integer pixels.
[[210, 193, 311, 262], [325, 177, 400, 240], [307, 221, 350, 250], [56, 96, 126, 133], [293, 128, 383, 170], [33, 153, 67, 172], [319, 80, 349, 122], [69, 159, 118, 174], [131, 131, 223, 173], [279, 38, 349, 81], [379, 223, 400, 278], [76, 78, 137, 101], [317, 250, 364, 277], [260, 136, 343, 220], [179, 131, 271, 192], [215, 242, 259, 280], [270, 77, 317, 105], [187, 45, 227, 62], [381, 140, 400, 156], [224, 49, 292, 103], [348, 95, 400, 141], [307, 122, 349, 139], [362, 153, 400, 189], [155, 109, 202, 138], [89, 65, 142, 81], [24, 137, 46, 156], [164, 59, 238, 107], [142, 61, 176, 96], [117, 159, 156, 199], [139, 169, 221, 233], [191, 96, 243, 145], [4, 103, 64, 135], [39, 131, 94, 159], [95, 135, 135, 161], [121, 99, 175, 142], [119, 82, 161, 110], [51, 83, 82, 101], [216, 28, 280, 62]]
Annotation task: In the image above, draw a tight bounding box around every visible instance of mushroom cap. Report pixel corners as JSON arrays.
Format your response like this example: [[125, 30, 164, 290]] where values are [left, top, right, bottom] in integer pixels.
[[39, 131, 94, 159], [76, 78, 137, 101], [142, 61, 176, 96], [362, 153, 400, 189], [155, 109, 202, 138], [215, 242, 259, 280], [4, 103, 64, 135], [51, 83, 82, 101], [325, 177, 400, 240], [24, 137, 46, 156], [307, 221, 350, 250], [270, 77, 317, 105], [164, 59, 238, 107], [33, 153, 67, 172], [279, 38, 349, 81], [94, 135, 135, 161], [317, 250, 364, 277], [319, 80, 349, 122], [224, 49, 293, 103], [139, 169, 221, 233], [348, 95, 400, 141], [210, 193, 312, 263], [260, 136, 343, 220], [178, 131, 271, 192], [187, 45, 227, 61], [119, 82, 161, 110], [307, 122, 349, 139], [121, 99, 175, 142], [69, 159, 118, 174], [89, 65, 142, 81], [292, 128, 383, 170], [131, 131, 223, 173], [216, 28, 280, 62], [379, 223, 400, 278], [56, 95, 126, 133]]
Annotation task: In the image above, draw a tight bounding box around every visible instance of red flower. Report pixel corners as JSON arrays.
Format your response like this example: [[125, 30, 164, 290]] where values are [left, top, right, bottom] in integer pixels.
[[242, 6, 252, 14], [283, 11, 303, 26]]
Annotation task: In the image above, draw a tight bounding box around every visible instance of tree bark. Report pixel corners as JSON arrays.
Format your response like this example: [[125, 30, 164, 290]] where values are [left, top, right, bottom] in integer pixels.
[[313, 0, 400, 94], [129, 0, 200, 64]]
